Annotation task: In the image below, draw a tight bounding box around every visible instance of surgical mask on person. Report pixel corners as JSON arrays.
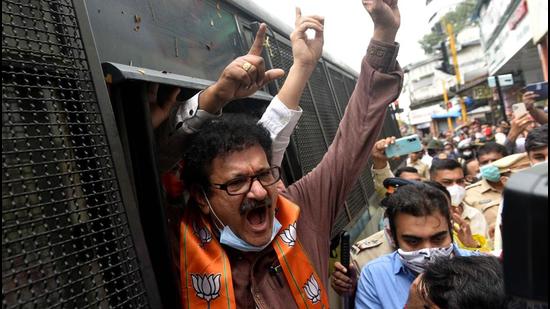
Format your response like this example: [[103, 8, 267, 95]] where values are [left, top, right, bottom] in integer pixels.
[[480, 165, 501, 183], [446, 184, 466, 207], [532, 160, 548, 167], [202, 190, 281, 252], [397, 245, 454, 274]]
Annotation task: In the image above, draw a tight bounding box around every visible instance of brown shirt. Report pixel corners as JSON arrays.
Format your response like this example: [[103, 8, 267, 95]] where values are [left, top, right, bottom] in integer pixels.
[[227, 39, 403, 308]]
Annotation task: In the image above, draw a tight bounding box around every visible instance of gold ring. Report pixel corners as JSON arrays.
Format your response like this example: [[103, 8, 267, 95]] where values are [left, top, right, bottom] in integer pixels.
[[242, 61, 252, 72]]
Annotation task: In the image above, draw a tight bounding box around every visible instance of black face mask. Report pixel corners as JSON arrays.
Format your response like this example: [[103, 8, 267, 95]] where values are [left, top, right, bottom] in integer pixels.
[[427, 149, 438, 157]]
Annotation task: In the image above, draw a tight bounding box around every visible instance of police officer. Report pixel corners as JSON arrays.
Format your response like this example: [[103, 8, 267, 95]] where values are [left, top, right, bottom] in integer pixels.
[[464, 153, 531, 242]]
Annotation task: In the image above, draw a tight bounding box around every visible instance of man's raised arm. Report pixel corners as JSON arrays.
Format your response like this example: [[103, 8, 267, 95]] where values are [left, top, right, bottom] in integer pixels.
[[284, 0, 403, 233]]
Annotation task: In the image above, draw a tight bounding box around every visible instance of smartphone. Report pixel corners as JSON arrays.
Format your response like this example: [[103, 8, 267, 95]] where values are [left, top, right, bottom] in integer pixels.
[[523, 81, 548, 101], [512, 103, 528, 119], [385, 135, 423, 158]]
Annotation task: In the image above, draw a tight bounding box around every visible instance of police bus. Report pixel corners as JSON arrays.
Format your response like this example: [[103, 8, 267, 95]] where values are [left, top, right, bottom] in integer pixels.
[[2, 0, 402, 307]]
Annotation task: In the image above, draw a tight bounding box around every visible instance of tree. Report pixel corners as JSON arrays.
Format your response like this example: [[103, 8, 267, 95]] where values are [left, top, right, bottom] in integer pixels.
[[419, 0, 477, 54]]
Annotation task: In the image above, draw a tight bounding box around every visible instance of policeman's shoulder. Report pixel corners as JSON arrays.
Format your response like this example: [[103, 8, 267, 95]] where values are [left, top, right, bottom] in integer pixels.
[[465, 182, 482, 191], [352, 231, 384, 255]]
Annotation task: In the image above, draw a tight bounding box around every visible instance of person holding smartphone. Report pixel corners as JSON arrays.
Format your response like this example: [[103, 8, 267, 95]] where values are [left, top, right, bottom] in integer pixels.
[[522, 91, 548, 125]]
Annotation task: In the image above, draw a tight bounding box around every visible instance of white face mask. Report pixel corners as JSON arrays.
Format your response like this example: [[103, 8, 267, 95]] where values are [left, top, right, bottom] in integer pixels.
[[397, 245, 454, 274], [446, 184, 466, 207], [202, 190, 281, 252]]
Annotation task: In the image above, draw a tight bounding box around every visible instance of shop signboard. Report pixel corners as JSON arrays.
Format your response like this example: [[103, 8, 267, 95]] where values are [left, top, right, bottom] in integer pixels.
[[526, 0, 549, 43], [485, 3, 532, 75]]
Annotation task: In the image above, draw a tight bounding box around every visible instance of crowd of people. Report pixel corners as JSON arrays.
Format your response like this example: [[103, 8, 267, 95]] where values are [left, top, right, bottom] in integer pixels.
[[144, 0, 547, 308]]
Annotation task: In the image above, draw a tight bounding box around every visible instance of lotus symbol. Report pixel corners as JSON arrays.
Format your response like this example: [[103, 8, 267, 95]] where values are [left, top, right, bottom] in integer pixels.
[[193, 222, 212, 247], [192, 274, 221, 305], [280, 222, 297, 247], [303, 274, 321, 304]]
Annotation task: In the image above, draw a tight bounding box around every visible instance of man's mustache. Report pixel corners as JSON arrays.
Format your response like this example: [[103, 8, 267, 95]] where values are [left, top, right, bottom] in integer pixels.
[[239, 196, 273, 215]]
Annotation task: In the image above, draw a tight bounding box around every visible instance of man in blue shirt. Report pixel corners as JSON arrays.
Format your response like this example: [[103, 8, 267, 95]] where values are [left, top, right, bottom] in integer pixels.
[[355, 182, 477, 309]]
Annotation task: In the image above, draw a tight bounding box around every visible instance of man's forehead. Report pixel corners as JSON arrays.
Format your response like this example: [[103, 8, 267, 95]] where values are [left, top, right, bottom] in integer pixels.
[[395, 212, 449, 233], [210, 145, 269, 175], [479, 152, 503, 161], [434, 168, 463, 180]]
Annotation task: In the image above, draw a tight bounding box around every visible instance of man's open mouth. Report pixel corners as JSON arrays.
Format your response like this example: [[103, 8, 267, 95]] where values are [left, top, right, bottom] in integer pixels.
[[245, 205, 269, 231]]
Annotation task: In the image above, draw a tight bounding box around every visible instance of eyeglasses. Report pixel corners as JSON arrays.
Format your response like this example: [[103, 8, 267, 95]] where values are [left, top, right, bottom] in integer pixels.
[[211, 166, 281, 196]]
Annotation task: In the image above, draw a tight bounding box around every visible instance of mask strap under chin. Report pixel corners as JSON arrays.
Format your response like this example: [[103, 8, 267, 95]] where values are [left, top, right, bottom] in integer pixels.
[[201, 188, 225, 231]]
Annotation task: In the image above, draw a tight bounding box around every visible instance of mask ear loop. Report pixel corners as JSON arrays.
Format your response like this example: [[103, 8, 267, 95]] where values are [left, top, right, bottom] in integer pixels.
[[202, 188, 225, 230]]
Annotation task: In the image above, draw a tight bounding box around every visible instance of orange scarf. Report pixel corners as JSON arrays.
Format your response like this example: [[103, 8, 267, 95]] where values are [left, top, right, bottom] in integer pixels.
[[180, 196, 329, 308]]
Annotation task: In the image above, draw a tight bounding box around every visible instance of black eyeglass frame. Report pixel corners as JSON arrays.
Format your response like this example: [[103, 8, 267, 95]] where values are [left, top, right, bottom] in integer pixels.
[[211, 166, 281, 196]]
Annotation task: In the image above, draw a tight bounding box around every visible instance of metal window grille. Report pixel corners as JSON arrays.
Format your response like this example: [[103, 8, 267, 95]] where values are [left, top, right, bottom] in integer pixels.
[[2, 1, 157, 308]]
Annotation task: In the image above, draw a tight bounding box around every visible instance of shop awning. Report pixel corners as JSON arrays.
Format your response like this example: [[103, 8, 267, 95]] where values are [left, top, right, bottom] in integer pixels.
[[431, 106, 462, 119]]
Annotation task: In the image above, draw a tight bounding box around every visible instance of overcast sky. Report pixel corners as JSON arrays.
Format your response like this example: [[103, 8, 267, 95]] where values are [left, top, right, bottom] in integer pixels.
[[252, 0, 432, 71]]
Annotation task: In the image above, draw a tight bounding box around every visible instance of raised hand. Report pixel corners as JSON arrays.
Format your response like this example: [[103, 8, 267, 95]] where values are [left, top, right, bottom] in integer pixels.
[[362, 0, 400, 42], [204, 23, 285, 112], [372, 137, 396, 169], [148, 83, 180, 129], [291, 8, 324, 68], [452, 213, 479, 248], [522, 91, 539, 110]]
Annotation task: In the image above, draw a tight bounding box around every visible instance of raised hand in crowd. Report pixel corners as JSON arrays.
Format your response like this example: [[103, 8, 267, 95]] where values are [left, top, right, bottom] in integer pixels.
[[363, 0, 400, 43], [523, 91, 548, 125], [277, 8, 324, 109], [372, 137, 397, 169], [507, 113, 532, 143], [199, 23, 285, 114], [452, 212, 479, 248], [148, 83, 180, 129]]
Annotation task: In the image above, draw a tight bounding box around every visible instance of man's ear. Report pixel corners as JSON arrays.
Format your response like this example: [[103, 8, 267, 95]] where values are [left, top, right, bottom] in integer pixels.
[[190, 186, 210, 215], [500, 175, 510, 186]]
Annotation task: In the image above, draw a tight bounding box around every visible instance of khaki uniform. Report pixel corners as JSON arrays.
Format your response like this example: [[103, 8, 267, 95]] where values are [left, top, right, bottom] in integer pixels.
[[464, 179, 502, 232], [407, 159, 430, 180], [351, 230, 394, 271], [488, 153, 531, 252]]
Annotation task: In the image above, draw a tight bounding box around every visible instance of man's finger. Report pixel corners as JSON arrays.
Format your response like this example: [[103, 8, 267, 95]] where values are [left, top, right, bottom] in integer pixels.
[[165, 87, 181, 107], [334, 262, 345, 271], [260, 69, 285, 87], [248, 23, 267, 56], [148, 83, 159, 103], [242, 55, 266, 86], [295, 7, 302, 26]]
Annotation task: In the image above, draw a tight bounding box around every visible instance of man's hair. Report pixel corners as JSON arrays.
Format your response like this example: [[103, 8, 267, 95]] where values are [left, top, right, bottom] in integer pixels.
[[180, 113, 272, 195], [476, 142, 508, 160], [429, 159, 462, 178], [525, 124, 548, 153], [421, 256, 507, 309], [381, 182, 452, 247], [462, 158, 478, 176], [395, 166, 419, 178]]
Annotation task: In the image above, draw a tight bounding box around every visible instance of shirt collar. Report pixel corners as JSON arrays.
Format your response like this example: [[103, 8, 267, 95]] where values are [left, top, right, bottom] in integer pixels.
[[480, 178, 500, 194], [392, 251, 406, 275]]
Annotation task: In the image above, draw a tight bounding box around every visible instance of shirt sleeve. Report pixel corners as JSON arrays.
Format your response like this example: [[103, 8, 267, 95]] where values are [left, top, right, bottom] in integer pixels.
[[156, 92, 220, 172], [284, 39, 403, 235], [355, 266, 383, 309], [372, 163, 395, 199], [258, 96, 303, 167]]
